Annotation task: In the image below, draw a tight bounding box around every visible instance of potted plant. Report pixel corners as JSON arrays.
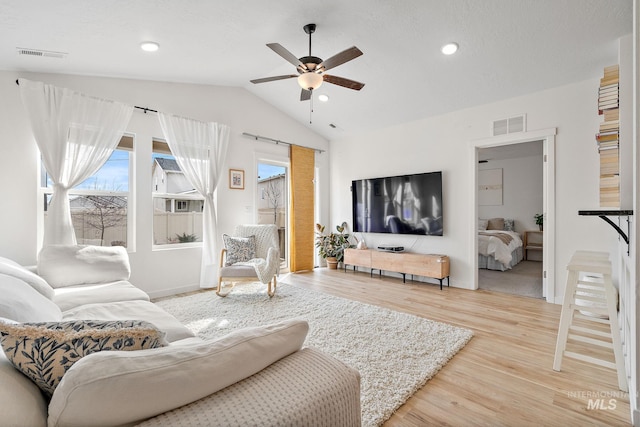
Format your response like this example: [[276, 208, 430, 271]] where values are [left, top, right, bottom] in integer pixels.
[[315, 222, 355, 269], [534, 213, 544, 231]]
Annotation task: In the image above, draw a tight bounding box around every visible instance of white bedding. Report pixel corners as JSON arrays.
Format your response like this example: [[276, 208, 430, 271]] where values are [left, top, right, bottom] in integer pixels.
[[478, 230, 523, 267]]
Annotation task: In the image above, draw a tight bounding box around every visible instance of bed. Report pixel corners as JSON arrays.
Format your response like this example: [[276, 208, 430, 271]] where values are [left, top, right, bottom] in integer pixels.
[[478, 218, 524, 271]]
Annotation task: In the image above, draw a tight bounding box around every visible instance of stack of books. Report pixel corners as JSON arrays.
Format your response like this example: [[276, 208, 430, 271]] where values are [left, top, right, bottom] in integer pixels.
[[597, 65, 620, 208], [598, 65, 619, 112]]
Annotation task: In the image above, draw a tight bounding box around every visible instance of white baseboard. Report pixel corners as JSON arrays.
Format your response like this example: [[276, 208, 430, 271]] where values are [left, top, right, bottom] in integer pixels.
[[147, 283, 201, 300]]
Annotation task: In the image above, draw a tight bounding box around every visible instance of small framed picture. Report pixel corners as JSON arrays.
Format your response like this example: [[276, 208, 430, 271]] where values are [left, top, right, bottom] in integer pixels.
[[229, 169, 245, 190]]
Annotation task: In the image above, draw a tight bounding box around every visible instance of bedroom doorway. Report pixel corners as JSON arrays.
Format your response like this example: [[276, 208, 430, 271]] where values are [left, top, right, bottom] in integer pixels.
[[477, 141, 544, 298], [470, 128, 556, 303]]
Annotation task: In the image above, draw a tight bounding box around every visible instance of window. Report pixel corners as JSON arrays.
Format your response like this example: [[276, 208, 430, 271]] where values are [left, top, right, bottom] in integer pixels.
[[152, 139, 204, 247], [39, 135, 134, 248]]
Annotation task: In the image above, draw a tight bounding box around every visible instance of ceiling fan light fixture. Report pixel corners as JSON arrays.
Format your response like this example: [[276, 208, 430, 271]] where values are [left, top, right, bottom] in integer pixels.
[[140, 41, 160, 52], [441, 42, 458, 55], [297, 72, 323, 90]]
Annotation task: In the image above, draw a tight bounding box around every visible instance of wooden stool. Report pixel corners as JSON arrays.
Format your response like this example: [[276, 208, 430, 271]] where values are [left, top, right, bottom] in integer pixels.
[[553, 251, 627, 391]]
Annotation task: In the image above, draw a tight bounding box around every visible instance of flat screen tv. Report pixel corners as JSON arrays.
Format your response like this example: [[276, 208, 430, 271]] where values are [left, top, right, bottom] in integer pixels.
[[352, 171, 443, 235]]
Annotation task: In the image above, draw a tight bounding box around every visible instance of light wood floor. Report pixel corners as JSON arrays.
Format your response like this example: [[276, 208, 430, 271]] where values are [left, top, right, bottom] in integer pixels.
[[281, 268, 631, 427]]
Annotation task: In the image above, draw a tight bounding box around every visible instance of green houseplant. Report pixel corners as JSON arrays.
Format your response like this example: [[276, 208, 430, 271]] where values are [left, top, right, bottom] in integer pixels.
[[534, 213, 544, 231], [176, 232, 198, 243], [315, 222, 355, 269]]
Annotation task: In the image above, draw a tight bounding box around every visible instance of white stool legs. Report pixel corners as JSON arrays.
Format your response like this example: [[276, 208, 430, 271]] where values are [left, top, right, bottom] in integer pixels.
[[553, 251, 627, 392]]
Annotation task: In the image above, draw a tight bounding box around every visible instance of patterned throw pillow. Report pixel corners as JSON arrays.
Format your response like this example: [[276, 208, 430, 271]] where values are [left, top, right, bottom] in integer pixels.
[[0, 320, 167, 396], [223, 234, 256, 266], [503, 219, 515, 231]]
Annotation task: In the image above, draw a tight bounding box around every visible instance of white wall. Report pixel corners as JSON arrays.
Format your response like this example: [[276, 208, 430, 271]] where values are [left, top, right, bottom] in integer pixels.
[[478, 148, 543, 233], [0, 71, 328, 297], [329, 79, 620, 302]]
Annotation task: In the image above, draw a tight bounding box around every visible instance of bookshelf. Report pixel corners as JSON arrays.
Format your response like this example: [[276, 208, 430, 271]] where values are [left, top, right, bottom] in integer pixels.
[[597, 65, 620, 207]]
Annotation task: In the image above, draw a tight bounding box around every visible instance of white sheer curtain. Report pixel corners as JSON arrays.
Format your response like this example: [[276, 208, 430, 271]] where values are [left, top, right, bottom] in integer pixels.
[[19, 79, 133, 246], [158, 113, 230, 288]]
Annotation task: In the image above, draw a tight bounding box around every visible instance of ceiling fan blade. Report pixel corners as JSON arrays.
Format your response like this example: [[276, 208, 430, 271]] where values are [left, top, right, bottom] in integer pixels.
[[300, 89, 312, 101], [323, 74, 365, 91], [267, 43, 307, 70], [250, 75, 298, 84], [319, 46, 363, 72]]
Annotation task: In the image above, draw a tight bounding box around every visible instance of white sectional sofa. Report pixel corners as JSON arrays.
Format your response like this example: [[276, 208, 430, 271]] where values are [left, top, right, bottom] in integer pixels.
[[0, 245, 361, 427]]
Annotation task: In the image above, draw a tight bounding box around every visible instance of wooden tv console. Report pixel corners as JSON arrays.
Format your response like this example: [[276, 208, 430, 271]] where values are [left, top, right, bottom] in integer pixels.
[[343, 248, 450, 290]]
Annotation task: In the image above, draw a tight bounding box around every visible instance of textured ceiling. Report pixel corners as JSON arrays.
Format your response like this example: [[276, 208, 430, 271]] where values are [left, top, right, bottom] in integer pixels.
[[0, 0, 632, 140]]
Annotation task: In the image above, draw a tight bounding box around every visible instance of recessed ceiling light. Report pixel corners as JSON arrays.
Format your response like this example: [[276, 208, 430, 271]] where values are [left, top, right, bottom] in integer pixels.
[[140, 41, 159, 52], [441, 42, 458, 55], [318, 94, 329, 102]]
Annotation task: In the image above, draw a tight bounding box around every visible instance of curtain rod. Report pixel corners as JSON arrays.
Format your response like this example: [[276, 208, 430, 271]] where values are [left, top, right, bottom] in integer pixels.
[[15, 79, 157, 114], [242, 132, 325, 153], [13, 80, 323, 144]]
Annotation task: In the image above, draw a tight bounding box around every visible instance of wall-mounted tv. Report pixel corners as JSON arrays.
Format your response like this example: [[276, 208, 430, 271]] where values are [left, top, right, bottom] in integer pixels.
[[352, 171, 443, 235]]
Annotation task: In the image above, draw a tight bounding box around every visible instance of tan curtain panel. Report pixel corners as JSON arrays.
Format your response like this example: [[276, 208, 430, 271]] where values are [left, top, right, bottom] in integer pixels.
[[289, 145, 315, 272]]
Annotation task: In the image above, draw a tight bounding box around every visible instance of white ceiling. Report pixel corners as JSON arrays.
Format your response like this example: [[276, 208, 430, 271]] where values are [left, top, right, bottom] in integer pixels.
[[0, 0, 632, 140]]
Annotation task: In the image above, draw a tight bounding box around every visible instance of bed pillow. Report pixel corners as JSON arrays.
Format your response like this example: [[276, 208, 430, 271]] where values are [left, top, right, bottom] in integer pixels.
[[0, 274, 62, 323], [48, 319, 309, 427], [0, 320, 167, 396], [487, 218, 505, 231], [478, 219, 488, 231], [503, 219, 515, 232], [38, 245, 131, 288], [223, 234, 256, 266]]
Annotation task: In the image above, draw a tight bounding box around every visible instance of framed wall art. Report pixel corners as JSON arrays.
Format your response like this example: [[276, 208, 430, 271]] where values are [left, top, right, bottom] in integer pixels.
[[229, 169, 245, 190], [478, 168, 503, 206]]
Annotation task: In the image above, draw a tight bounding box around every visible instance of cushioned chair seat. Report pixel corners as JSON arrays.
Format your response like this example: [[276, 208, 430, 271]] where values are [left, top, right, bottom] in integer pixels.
[[219, 265, 259, 277]]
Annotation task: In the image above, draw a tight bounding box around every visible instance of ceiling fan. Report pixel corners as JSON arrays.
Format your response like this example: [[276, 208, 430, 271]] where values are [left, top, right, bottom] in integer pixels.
[[250, 23, 365, 101]]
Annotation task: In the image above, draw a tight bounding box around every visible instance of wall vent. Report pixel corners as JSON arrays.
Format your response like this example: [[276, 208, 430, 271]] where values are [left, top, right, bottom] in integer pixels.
[[492, 114, 526, 136], [16, 47, 67, 59]]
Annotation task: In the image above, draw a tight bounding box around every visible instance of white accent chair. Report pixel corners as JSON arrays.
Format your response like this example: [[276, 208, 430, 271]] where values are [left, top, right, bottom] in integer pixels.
[[217, 224, 280, 297]]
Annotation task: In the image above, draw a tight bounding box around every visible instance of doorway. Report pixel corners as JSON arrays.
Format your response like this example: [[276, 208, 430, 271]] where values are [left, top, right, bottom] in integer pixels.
[[257, 162, 288, 272], [477, 141, 544, 298], [470, 128, 556, 303]]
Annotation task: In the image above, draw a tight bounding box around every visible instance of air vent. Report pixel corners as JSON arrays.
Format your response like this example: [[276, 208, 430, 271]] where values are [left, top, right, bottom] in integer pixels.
[[492, 114, 526, 136], [16, 47, 67, 59]]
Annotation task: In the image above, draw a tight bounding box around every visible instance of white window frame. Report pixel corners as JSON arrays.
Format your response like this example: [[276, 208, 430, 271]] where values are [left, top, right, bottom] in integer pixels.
[[152, 138, 204, 250], [37, 134, 135, 252]]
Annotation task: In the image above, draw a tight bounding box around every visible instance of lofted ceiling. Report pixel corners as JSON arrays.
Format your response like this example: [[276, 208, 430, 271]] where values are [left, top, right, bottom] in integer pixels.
[[0, 0, 633, 140]]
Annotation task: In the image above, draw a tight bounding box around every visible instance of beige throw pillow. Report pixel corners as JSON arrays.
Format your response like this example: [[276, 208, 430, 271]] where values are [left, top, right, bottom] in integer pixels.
[[0, 320, 167, 396], [486, 218, 505, 231]]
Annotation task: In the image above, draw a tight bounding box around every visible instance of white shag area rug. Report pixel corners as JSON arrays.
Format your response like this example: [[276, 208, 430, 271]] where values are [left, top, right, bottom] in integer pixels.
[[156, 283, 473, 426]]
